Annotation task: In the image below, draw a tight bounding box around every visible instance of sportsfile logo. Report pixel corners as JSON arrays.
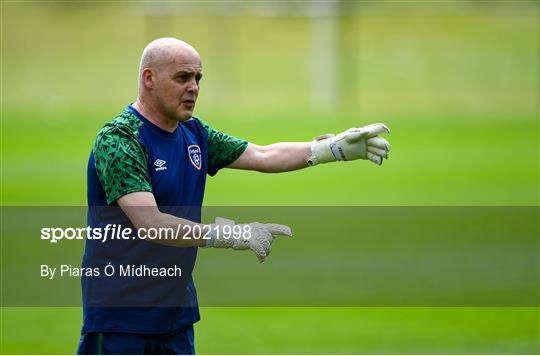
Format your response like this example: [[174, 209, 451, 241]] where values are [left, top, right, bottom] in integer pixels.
[[154, 159, 167, 171]]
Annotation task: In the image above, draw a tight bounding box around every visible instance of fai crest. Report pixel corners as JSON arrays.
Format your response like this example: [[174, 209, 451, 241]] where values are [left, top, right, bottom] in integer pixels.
[[188, 145, 202, 170]]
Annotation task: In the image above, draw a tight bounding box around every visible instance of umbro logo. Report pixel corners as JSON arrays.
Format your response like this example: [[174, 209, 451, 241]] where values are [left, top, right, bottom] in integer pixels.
[[154, 159, 167, 171]]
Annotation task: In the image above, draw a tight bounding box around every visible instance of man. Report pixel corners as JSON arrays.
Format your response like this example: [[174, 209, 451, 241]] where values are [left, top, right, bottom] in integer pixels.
[[79, 37, 390, 354]]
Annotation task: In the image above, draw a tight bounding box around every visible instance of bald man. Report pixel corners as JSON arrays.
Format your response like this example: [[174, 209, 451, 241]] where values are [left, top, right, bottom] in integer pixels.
[[79, 37, 390, 354]]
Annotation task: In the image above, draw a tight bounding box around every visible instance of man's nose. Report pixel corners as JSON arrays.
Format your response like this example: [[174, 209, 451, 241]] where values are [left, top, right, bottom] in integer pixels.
[[187, 78, 199, 93]]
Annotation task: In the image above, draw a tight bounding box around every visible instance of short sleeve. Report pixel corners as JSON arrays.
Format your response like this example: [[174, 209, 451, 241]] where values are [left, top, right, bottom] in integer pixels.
[[195, 118, 248, 176], [92, 127, 152, 204]]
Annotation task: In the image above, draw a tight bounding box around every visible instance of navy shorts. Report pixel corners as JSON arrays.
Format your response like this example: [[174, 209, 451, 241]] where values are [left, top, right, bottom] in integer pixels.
[[77, 325, 195, 355]]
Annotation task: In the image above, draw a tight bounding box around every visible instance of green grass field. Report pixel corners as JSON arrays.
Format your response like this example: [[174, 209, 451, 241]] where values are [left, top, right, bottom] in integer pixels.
[[2, 307, 538, 354], [1, 1, 538, 354]]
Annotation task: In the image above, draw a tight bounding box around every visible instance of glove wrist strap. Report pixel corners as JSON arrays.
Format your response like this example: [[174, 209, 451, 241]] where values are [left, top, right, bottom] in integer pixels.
[[306, 134, 338, 166], [204, 218, 236, 248]]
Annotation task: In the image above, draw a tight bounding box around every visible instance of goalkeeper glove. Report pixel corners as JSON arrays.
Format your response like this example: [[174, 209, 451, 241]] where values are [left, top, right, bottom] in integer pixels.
[[306, 123, 391, 166], [206, 217, 292, 263]]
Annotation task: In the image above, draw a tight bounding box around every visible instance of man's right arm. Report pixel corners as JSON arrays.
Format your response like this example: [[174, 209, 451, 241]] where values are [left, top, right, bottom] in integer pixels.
[[117, 191, 208, 247], [117, 191, 292, 262]]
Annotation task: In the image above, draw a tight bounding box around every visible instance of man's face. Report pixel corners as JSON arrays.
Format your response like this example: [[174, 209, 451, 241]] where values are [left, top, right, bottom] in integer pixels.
[[151, 54, 202, 122]]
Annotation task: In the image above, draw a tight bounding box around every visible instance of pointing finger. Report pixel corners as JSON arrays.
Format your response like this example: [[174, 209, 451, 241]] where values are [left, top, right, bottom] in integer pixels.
[[264, 224, 292, 237]]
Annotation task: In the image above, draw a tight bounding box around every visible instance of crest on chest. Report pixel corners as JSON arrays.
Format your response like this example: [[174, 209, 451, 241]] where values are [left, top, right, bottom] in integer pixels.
[[188, 145, 202, 170]]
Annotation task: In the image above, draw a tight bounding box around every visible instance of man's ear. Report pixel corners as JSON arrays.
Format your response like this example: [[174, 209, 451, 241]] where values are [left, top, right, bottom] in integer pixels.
[[142, 68, 154, 89]]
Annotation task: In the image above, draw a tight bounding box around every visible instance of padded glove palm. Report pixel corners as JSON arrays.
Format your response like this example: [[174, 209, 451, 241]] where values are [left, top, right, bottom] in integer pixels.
[[307, 123, 391, 166], [208, 217, 292, 263]]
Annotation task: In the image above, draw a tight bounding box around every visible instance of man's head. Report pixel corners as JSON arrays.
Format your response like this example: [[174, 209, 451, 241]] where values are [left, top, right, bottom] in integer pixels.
[[138, 38, 202, 122]]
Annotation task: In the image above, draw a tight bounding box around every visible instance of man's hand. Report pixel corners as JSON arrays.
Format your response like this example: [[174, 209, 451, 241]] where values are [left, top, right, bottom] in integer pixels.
[[206, 218, 292, 263], [307, 123, 391, 166]]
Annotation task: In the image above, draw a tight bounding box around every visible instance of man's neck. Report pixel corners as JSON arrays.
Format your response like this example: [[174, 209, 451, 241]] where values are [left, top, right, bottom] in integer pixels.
[[132, 99, 178, 133]]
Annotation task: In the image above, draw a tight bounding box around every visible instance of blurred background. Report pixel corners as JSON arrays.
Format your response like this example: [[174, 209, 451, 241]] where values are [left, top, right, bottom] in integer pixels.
[[1, 0, 538, 353]]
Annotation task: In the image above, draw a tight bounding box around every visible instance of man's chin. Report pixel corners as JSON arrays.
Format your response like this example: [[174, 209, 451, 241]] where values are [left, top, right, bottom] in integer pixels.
[[177, 110, 193, 122]]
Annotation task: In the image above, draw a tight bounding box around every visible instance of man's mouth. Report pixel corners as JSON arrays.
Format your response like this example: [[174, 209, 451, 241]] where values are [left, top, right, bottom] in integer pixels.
[[182, 99, 195, 108]]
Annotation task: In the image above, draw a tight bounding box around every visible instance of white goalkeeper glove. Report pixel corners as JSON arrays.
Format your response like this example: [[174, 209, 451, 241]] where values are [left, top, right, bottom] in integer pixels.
[[306, 123, 391, 166], [206, 217, 292, 263]]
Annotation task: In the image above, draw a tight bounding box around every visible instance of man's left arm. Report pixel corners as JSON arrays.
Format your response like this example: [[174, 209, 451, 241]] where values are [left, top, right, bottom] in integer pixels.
[[228, 142, 311, 173], [229, 123, 391, 173]]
